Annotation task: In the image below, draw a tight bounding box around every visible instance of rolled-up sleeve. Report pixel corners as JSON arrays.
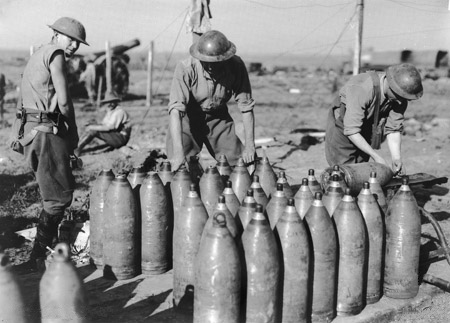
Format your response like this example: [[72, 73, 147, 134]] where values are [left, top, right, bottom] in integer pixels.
[[168, 62, 192, 115], [384, 102, 406, 135], [233, 59, 255, 113], [343, 85, 371, 136]]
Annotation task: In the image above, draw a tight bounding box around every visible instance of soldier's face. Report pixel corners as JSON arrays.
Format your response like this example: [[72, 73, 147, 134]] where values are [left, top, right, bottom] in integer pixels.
[[201, 61, 226, 75], [57, 33, 80, 58]]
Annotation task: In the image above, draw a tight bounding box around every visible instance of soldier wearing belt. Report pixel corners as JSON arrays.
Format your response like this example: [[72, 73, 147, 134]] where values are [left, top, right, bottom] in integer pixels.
[[75, 92, 131, 155], [166, 30, 256, 170], [325, 63, 423, 175], [13, 17, 88, 269]]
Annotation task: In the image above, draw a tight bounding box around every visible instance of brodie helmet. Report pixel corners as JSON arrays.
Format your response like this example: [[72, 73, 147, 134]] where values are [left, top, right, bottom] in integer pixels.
[[386, 63, 423, 100], [189, 30, 236, 62], [49, 17, 89, 46]]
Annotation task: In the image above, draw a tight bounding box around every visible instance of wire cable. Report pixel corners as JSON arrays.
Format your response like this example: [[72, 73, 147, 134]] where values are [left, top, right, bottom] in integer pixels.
[[244, 0, 353, 9], [139, 9, 189, 122], [317, 7, 358, 68], [268, 2, 352, 63]]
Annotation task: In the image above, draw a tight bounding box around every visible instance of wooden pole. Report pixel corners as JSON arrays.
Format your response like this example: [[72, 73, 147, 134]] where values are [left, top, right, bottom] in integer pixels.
[[146, 41, 154, 107], [97, 76, 103, 107], [105, 41, 112, 94], [353, 0, 364, 75]]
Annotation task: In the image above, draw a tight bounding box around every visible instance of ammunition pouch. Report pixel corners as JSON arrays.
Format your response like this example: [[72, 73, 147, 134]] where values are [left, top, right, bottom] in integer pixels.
[[370, 117, 386, 150], [10, 108, 62, 154]]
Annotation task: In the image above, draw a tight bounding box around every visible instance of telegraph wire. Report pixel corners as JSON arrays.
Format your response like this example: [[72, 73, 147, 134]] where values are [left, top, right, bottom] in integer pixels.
[[243, 0, 353, 9], [140, 8, 189, 122], [317, 7, 357, 68], [268, 2, 352, 63], [385, 0, 450, 13]]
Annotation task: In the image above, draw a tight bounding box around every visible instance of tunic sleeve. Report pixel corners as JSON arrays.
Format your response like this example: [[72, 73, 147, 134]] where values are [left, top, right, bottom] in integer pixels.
[[233, 58, 255, 113], [168, 61, 192, 115], [343, 84, 371, 136]]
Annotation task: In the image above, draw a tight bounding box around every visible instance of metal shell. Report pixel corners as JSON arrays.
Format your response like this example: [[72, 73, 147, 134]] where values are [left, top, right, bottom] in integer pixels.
[[304, 192, 337, 322], [241, 205, 280, 323], [194, 213, 241, 323], [250, 175, 269, 212], [266, 183, 288, 229], [294, 178, 314, 219], [321, 162, 394, 196], [368, 171, 388, 215], [229, 158, 252, 203], [40, 243, 88, 322], [140, 172, 170, 275], [307, 169, 323, 195], [89, 169, 114, 268], [357, 182, 384, 304], [274, 199, 310, 322], [173, 184, 208, 308], [252, 156, 277, 197], [199, 166, 225, 217], [171, 167, 192, 225], [202, 196, 240, 240], [237, 189, 257, 231], [334, 190, 366, 316], [222, 180, 241, 217], [103, 174, 138, 280], [274, 171, 294, 199], [0, 254, 27, 323], [216, 154, 233, 184], [322, 174, 344, 216], [384, 177, 421, 299]]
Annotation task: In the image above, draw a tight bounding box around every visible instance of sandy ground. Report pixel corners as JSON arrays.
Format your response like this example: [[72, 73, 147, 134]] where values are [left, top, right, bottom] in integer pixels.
[[0, 66, 449, 321]]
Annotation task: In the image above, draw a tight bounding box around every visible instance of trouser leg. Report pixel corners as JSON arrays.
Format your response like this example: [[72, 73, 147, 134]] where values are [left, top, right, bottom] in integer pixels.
[[31, 209, 64, 259], [76, 131, 96, 153]]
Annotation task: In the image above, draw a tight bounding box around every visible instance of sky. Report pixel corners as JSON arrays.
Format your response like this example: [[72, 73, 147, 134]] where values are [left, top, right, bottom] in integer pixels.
[[0, 0, 449, 62]]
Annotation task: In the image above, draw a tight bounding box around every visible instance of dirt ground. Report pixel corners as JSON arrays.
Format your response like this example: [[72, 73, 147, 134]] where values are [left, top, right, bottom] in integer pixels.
[[1, 56, 450, 322]]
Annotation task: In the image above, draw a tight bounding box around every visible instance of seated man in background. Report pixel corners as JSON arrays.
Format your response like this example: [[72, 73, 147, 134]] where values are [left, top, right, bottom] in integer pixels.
[[75, 92, 131, 155]]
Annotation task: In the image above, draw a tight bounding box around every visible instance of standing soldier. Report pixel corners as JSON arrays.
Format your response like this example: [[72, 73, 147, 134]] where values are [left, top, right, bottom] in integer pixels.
[[325, 63, 423, 175], [13, 17, 88, 270], [167, 30, 256, 171], [0, 73, 5, 125], [79, 55, 97, 106]]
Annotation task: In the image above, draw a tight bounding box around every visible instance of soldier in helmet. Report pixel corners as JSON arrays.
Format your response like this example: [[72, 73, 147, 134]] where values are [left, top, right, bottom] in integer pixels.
[[167, 30, 256, 170], [12, 17, 88, 271], [325, 63, 423, 175]]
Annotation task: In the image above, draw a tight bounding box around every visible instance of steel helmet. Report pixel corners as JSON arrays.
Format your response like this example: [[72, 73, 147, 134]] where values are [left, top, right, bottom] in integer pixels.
[[386, 63, 423, 100], [48, 17, 89, 46], [189, 30, 236, 62]]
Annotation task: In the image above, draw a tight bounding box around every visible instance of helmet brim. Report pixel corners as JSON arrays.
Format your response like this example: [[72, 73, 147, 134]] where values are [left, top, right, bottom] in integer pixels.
[[386, 65, 423, 100], [49, 25, 90, 46], [189, 41, 236, 62]]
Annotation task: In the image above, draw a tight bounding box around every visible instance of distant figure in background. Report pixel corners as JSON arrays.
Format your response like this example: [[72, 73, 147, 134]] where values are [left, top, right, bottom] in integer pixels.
[[13, 17, 88, 270], [79, 55, 97, 106], [0, 73, 5, 123], [166, 30, 256, 171], [75, 91, 131, 155], [325, 63, 423, 175]]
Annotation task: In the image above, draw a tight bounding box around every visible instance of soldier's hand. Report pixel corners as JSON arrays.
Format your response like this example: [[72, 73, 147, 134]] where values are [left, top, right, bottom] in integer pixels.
[[392, 159, 405, 176], [242, 145, 256, 165]]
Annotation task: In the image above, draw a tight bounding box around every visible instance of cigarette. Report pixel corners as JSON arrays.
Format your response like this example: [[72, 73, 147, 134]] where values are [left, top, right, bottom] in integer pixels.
[[46, 246, 55, 253]]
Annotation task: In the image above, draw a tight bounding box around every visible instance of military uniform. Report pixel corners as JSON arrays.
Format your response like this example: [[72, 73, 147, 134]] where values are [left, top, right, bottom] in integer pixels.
[[20, 44, 78, 259], [166, 55, 255, 165], [325, 72, 406, 166]]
